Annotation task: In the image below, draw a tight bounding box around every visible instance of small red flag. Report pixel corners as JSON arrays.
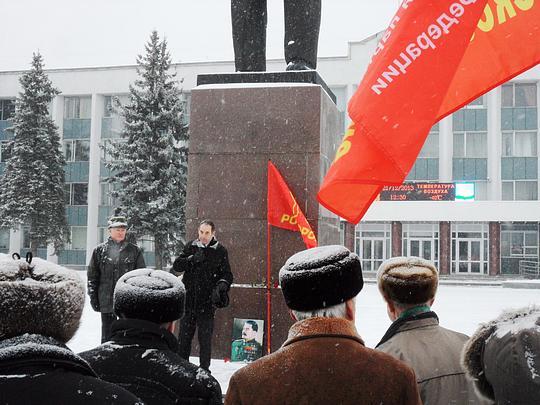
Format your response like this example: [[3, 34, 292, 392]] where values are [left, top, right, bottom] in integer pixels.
[[267, 161, 317, 249]]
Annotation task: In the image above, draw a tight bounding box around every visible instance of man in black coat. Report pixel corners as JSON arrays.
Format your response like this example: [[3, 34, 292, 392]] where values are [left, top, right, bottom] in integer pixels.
[[87, 210, 146, 342], [0, 254, 141, 404], [231, 0, 321, 71], [172, 219, 233, 371], [80, 268, 223, 405]]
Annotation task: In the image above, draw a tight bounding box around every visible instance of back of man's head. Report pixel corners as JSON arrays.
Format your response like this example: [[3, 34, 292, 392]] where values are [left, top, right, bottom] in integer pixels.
[[279, 245, 363, 320], [114, 269, 186, 324], [377, 256, 438, 309], [0, 253, 84, 343]]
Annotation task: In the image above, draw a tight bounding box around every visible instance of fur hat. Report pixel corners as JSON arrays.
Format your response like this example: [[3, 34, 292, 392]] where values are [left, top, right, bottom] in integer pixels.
[[114, 269, 186, 323], [462, 306, 540, 403], [377, 256, 438, 305], [279, 245, 363, 311], [108, 208, 128, 229], [0, 253, 84, 343]]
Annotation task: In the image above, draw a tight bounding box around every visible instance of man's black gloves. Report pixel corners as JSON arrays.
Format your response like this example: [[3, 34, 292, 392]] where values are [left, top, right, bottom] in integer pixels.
[[90, 294, 100, 312], [212, 280, 230, 308]]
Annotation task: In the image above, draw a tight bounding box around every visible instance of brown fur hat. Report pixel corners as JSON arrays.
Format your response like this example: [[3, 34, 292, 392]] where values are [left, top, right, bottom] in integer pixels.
[[377, 256, 438, 305]]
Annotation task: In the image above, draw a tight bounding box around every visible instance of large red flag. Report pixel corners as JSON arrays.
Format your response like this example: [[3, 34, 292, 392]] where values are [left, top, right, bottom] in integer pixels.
[[267, 161, 317, 249], [318, 0, 539, 224]]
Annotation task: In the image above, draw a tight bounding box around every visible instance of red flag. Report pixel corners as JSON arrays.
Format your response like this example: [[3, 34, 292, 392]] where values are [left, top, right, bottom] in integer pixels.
[[318, 0, 539, 224], [267, 161, 317, 249]]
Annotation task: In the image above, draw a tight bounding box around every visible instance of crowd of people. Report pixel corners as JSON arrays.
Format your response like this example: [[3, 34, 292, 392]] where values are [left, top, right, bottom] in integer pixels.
[[0, 214, 539, 404]]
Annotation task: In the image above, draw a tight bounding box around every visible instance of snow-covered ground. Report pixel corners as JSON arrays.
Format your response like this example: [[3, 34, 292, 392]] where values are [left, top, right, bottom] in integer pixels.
[[68, 273, 540, 394]]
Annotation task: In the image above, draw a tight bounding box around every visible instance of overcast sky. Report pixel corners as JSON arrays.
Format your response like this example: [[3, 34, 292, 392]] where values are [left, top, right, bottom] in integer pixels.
[[0, 0, 399, 71]]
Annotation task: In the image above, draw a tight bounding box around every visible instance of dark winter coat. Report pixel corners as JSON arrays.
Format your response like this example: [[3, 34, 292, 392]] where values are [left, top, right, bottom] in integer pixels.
[[225, 317, 422, 405], [172, 238, 233, 312], [79, 318, 222, 405], [88, 237, 146, 313], [377, 312, 486, 405], [0, 334, 142, 404]]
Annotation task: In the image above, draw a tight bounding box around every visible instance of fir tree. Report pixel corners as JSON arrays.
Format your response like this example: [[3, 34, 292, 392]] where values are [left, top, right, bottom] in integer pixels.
[[107, 31, 188, 269], [0, 53, 69, 255]]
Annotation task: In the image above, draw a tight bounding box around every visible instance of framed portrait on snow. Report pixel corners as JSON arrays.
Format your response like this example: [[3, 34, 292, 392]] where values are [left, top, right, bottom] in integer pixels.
[[231, 318, 264, 362]]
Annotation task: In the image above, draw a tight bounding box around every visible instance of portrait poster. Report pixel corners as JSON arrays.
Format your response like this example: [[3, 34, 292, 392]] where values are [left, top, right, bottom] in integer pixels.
[[231, 318, 264, 362]]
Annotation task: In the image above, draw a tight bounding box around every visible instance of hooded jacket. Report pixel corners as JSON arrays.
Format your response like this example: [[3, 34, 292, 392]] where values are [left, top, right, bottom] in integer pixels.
[[79, 318, 222, 405], [0, 334, 141, 404]]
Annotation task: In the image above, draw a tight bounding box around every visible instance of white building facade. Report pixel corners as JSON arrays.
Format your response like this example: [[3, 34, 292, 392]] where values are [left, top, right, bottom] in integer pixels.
[[0, 32, 538, 274]]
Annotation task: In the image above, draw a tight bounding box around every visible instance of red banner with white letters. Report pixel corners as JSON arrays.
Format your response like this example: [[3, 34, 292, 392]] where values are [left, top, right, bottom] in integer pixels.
[[318, 0, 539, 224], [267, 161, 317, 249]]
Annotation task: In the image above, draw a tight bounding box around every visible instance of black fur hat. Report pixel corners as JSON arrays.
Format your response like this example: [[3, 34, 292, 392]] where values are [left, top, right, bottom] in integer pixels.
[[377, 256, 438, 305], [114, 269, 186, 323], [279, 245, 363, 311], [0, 253, 84, 343]]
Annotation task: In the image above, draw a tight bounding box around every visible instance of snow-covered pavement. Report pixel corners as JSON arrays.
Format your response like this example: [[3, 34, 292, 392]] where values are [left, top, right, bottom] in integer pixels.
[[68, 273, 540, 394]]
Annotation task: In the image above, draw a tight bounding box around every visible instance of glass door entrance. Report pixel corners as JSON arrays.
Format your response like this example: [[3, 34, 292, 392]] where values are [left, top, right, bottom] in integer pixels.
[[452, 223, 488, 274], [409, 239, 434, 262], [458, 239, 482, 273]]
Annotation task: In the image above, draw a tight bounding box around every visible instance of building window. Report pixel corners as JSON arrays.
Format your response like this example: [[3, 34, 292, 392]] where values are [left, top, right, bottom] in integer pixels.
[[68, 226, 87, 250], [502, 131, 537, 157], [138, 235, 155, 252], [402, 223, 439, 268], [502, 180, 538, 201], [0, 228, 9, 250], [453, 132, 487, 158], [502, 83, 537, 131], [21, 227, 46, 250], [64, 183, 88, 205], [0, 100, 15, 120], [99, 182, 118, 206], [501, 222, 538, 274], [64, 96, 91, 119], [451, 223, 488, 274], [64, 139, 90, 162], [407, 124, 439, 181], [502, 83, 537, 108], [354, 222, 391, 271], [0, 141, 12, 162]]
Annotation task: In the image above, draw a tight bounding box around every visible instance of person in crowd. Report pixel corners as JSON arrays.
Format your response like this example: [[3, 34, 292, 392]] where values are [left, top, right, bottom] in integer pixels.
[[0, 253, 141, 404], [376, 256, 485, 404], [231, 320, 263, 362], [80, 268, 222, 405], [172, 219, 233, 371], [231, 0, 321, 71], [462, 306, 540, 405], [87, 209, 146, 342], [225, 245, 421, 405]]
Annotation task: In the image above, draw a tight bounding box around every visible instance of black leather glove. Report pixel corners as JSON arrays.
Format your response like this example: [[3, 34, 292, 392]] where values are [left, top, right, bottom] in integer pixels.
[[192, 249, 205, 264], [217, 280, 229, 293], [90, 295, 100, 312]]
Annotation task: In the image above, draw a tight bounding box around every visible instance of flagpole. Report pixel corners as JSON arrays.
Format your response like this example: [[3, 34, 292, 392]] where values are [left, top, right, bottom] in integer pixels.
[[266, 221, 272, 355]]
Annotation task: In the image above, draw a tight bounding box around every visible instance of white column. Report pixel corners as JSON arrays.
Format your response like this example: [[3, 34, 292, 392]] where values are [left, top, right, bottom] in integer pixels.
[[487, 87, 501, 200], [439, 115, 453, 181], [47, 95, 64, 262], [86, 94, 103, 264], [9, 226, 21, 255]]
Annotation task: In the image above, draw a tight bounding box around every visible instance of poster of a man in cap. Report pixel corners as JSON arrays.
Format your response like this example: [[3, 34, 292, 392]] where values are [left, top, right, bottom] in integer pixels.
[[231, 319, 264, 362], [87, 208, 146, 343]]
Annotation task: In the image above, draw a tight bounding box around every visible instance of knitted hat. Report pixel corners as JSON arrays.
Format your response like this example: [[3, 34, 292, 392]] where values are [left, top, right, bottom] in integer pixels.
[[0, 253, 84, 343], [377, 256, 438, 305], [108, 208, 128, 229], [279, 245, 363, 311], [114, 269, 186, 323], [462, 306, 540, 403]]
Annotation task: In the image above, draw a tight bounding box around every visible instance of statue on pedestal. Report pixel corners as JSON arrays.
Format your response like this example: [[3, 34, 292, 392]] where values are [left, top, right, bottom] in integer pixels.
[[231, 0, 321, 72]]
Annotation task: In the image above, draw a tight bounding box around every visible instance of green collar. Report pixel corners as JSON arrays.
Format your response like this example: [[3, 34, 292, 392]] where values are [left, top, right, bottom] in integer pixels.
[[398, 305, 431, 320]]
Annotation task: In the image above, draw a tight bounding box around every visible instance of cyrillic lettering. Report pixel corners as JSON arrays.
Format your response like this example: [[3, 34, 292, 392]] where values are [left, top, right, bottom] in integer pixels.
[[381, 29, 392, 44], [514, 0, 534, 11], [373, 41, 385, 56], [388, 15, 401, 29], [417, 33, 436, 50], [371, 78, 389, 96], [334, 140, 352, 161], [495, 0, 517, 23], [477, 4, 495, 31], [406, 43, 422, 60], [460, 0, 477, 4], [401, 0, 414, 9], [394, 53, 412, 74], [450, 3, 465, 17], [437, 13, 460, 34], [381, 65, 400, 82], [427, 24, 443, 40], [280, 214, 290, 223]]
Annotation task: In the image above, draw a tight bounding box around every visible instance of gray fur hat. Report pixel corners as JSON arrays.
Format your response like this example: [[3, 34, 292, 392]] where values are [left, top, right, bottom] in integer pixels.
[[0, 253, 85, 343], [279, 245, 363, 311], [114, 269, 186, 323], [377, 256, 438, 305], [108, 208, 128, 229], [462, 306, 540, 403]]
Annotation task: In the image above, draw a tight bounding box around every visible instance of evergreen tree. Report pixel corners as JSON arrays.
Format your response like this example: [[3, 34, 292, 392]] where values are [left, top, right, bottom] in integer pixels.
[[107, 31, 188, 269], [0, 53, 69, 255]]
